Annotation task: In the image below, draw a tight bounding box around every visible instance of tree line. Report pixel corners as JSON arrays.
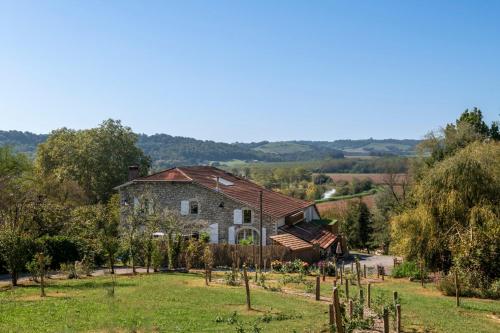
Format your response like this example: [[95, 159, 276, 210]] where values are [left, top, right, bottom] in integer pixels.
[[324, 108, 499, 298], [0, 119, 208, 287]]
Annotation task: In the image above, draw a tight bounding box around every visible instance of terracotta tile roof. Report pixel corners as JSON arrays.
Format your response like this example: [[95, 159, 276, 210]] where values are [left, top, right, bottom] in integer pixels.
[[279, 221, 337, 250], [139, 168, 192, 181], [132, 166, 314, 219], [270, 234, 313, 251]]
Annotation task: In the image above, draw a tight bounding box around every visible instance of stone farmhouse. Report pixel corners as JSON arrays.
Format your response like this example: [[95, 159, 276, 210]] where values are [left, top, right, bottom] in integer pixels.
[[115, 166, 340, 260]]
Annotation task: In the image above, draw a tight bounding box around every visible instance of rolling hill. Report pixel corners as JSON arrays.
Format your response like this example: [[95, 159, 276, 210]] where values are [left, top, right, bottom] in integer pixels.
[[0, 130, 420, 169]]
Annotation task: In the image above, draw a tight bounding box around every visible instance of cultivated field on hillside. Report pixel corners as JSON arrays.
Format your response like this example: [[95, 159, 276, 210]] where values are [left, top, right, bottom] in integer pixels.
[[325, 173, 407, 185], [317, 194, 377, 214]]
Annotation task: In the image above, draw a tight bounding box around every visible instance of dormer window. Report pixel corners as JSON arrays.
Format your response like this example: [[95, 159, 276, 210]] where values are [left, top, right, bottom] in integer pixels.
[[212, 176, 234, 186]]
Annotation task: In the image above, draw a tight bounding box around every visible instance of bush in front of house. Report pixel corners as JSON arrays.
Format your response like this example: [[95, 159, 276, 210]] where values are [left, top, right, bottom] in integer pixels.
[[317, 260, 336, 276], [271, 260, 282, 272], [280, 259, 309, 274]]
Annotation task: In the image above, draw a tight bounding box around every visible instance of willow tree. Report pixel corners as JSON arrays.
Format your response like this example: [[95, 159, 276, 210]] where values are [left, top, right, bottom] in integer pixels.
[[391, 141, 500, 287]]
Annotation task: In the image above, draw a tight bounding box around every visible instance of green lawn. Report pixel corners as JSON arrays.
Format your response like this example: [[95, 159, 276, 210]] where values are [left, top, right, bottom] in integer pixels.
[[0, 273, 329, 333], [311, 275, 500, 333], [1, 272, 498, 333]]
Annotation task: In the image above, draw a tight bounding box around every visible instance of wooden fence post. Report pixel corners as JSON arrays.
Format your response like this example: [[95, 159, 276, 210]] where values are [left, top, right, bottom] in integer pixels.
[[396, 304, 401, 333], [204, 265, 209, 286], [381, 266, 385, 281], [333, 278, 337, 288], [316, 276, 321, 301], [359, 288, 364, 318], [455, 270, 460, 307], [393, 291, 398, 305], [340, 264, 343, 285], [363, 264, 367, 278], [349, 299, 353, 319], [367, 283, 371, 308], [345, 279, 349, 299], [377, 265, 380, 279], [243, 264, 251, 310], [356, 262, 361, 286], [208, 267, 212, 282], [420, 260, 424, 287], [332, 287, 344, 333], [329, 304, 334, 326], [383, 307, 389, 333]]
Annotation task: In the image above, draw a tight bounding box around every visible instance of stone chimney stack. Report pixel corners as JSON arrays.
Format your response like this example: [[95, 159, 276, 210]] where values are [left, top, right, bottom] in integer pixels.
[[215, 176, 220, 192], [128, 165, 140, 181]]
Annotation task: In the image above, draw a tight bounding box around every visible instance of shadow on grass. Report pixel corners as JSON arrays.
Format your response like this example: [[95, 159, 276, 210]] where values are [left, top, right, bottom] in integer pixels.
[[9, 280, 137, 291]]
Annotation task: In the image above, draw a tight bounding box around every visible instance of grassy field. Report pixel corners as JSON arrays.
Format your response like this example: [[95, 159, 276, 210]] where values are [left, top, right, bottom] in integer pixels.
[[0, 273, 328, 333], [1, 272, 498, 333], [312, 276, 499, 333]]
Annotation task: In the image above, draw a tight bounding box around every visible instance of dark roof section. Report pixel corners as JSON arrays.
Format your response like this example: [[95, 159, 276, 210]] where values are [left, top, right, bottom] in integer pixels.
[[279, 221, 337, 250], [131, 166, 314, 219], [270, 233, 313, 251]]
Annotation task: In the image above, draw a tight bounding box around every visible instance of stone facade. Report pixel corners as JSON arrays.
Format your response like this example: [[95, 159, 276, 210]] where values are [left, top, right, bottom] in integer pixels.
[[118, 181, 278, 245]]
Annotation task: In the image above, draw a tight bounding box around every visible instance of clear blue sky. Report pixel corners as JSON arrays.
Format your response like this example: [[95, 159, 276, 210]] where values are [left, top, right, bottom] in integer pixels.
[[1, 1, 499, 142]]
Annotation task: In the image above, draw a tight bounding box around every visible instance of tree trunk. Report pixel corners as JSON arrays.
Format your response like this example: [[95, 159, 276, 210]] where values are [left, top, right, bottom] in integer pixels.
[[11, 271, 18, 287], [131, 251, 136, 274], [109, 256, 115, 274], [40, 270, 46, 297]]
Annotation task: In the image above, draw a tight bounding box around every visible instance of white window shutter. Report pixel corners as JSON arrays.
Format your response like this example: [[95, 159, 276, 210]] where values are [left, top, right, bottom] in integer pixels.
[[262, 227, 267, 246], [180, 200, 189, 215], [209, 223, 219, 244], [228, 226, 235, 244], [233, 209, 242, 224]]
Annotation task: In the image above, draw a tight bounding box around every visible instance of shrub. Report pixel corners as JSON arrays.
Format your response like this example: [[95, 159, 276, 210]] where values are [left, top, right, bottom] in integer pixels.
[[224, 270, 241, 286], [437, 271, 500, 299], [392, 261, 426, 279], [41, 236, 81, 269], [485, 280, 500, 299], [280, 273, 305, 285], [271, 260, 282, 272], [281, 259, 309, 274], [60, 262, 78, 279], [303, 280, 314, 293]]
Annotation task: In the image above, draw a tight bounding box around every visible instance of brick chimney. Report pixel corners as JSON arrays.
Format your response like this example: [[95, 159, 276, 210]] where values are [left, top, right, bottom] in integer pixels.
[[128, 165, 140, 181]]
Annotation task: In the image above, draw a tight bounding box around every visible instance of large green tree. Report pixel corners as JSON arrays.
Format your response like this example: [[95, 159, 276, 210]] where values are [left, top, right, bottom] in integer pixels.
[[418, 108, 499, 171], [391, 141, 500, 286], [342, 200, 373, 251], [35, 119, 150, 203]]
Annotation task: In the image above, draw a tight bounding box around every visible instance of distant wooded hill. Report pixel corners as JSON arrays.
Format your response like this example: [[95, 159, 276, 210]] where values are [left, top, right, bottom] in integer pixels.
[[0, 130, 420, 169]]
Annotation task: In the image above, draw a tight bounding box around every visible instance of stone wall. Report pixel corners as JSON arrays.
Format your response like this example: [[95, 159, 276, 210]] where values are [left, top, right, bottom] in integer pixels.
[[118, 181, 278, 244]]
